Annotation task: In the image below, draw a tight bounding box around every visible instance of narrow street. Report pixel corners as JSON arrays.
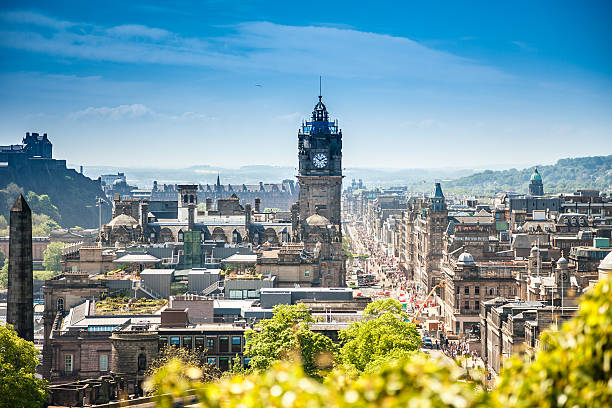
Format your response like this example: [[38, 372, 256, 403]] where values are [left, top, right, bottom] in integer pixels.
[[345, 217, 487, 377]]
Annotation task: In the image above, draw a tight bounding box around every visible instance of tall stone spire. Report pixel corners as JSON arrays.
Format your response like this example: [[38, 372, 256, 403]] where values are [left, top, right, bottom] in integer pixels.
[[7, 194, 34, 341]]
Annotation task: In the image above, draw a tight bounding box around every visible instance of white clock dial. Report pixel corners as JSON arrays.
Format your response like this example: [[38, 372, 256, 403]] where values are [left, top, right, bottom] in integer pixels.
[[312, 153, 328, 168]]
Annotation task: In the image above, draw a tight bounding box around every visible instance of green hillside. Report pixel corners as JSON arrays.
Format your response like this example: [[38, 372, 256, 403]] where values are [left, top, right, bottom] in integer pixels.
[[0, 164, 111, 230], [444, 155, 612, 195]]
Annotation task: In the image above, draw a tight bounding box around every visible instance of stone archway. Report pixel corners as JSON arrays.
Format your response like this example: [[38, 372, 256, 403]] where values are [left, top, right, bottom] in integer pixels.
[[264, 228, 278, 245], [160, 227, 174, 243], [212, 227, 227, 242]]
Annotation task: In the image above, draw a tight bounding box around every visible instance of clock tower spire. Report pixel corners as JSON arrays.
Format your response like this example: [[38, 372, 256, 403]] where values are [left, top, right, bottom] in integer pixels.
[[297, 94, 343, 229]]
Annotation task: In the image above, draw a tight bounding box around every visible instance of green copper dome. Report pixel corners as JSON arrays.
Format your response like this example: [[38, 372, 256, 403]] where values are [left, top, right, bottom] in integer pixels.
[[530, 168, 542, 181]]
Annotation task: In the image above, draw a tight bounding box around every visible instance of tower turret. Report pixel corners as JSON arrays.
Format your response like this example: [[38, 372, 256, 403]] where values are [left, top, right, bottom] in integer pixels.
[[529, 168, 544, 195]]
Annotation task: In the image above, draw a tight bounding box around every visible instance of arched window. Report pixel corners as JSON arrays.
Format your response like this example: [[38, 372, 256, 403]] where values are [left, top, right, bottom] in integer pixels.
[[178, 229, 184, 242], [183, 195, 188, 203], [138, 353, 147, 373], [189, 194, 195, 203], [57, 297, 64, 311]]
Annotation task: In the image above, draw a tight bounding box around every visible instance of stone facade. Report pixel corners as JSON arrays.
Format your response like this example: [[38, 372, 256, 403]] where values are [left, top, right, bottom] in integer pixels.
[[42, 273, 107, 377], [440, 252, 521, 334], [0, 236, 48, 267], [407, 183, 448, 293], [62, 244, 116, 274], [111, 332, 158, 395], [49, 331, 113, 382]]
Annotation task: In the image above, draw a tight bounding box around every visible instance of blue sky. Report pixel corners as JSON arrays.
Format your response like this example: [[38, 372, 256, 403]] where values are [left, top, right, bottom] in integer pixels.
[[0, 0, 611, 169]]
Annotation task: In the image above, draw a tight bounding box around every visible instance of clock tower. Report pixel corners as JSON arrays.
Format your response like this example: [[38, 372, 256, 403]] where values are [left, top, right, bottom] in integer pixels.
[[297, 95, 343, 230]]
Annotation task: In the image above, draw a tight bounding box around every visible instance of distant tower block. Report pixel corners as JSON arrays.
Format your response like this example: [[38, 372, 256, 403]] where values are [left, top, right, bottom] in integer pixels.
[[7, 194, 34, 341]]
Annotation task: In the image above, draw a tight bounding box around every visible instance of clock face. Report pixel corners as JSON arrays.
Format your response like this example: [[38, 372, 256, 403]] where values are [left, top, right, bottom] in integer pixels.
[[560, 272, 568, 282], [312, 153, 328, 168]]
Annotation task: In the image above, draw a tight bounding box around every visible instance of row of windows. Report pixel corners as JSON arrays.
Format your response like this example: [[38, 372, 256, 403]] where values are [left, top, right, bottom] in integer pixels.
[[229, 289, 260, 300], [64, 354, 108, 373], [456, 286, 517, 297], [159, 335, 243, 353], [206, 356, 251, 371], [457, 286, 481, 295], [463, 301, 481, 311]]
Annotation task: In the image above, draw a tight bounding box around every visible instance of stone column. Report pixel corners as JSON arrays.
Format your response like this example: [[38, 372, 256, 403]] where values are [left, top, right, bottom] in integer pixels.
[[7, 194, 34, 341]]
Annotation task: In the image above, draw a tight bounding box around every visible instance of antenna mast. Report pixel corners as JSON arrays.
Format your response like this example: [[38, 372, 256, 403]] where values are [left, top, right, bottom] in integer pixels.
[[319, 76, 322, 97]]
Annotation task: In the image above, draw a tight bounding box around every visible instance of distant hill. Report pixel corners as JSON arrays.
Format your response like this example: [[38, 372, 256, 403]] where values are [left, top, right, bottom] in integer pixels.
[[0, 161, 111, 229], [444, 155, 612, 195]]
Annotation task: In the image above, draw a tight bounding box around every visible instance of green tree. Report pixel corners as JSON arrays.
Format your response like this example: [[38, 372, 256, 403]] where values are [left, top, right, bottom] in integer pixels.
[[0, 325, 47, 407], [42, 241, 66, 272], [362, 297, 404, 316], [339, 299, 421, 373], [26, 191, 60, 222], [0, 214, 8, 230], [243, 304, 339, 377], [0, 258, 7, 289], [1, 183, 23, 212], [31, 213, 61, 237]]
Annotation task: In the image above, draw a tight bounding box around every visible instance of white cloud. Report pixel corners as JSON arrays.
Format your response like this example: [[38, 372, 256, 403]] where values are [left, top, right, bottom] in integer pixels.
[[417, 119, 435, 129], [275, 112, 303, 121], [106, 24, 171, 40], [68, 104, 210, 121], [69, 104, 153, 120], [511, 41, 535, 52], [0, 11, 509, 83], [0, 11, 75, 30]]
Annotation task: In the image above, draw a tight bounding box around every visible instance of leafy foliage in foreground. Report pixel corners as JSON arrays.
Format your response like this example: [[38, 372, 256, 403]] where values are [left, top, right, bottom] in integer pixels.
[[153, 353, 490, 408], [151, 278, 612, 407], [0, 325, 47, 408], [144, 346, 220, 394]]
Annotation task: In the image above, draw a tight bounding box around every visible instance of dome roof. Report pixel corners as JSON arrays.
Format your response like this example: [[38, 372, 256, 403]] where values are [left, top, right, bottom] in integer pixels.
[[557, 256, 568, 265], [457, 252, 475, 265], [530, 246, 540, 253], [305, 213, 330, 227], [108, 214, 138, 228], [599, 251, 612, 271], [530, 168, 542, 182]]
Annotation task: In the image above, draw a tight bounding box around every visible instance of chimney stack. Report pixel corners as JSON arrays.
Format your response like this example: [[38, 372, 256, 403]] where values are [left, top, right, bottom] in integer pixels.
[[206, 197, 212, 212], [245, 203, 252, 233], [188, 204, 195, 231], [255, 197, 261, 213]]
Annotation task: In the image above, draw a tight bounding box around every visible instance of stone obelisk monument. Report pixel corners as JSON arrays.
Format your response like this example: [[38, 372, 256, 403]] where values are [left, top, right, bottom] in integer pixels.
[[7, 194, 34, 341]]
